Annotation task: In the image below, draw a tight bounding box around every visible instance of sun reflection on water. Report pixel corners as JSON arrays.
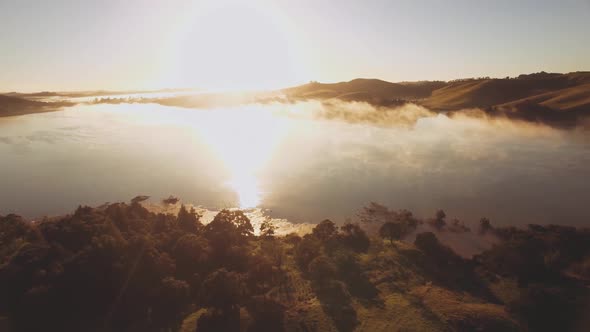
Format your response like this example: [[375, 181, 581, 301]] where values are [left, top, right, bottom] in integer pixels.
[[192, 105, 290, 208]]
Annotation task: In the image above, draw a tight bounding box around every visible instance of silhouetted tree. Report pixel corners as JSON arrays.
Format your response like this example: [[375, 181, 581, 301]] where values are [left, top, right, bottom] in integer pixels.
[[312, 219, 337, 241], [448, 219, 470, 233], [414, 232, 441, 253], [339, 223, 370, 252], [259, 217, 276, 238], [177, 205, 202, 234], [207, 210, 253, 238], [162, 195, 179, 205], [429, 209, 447, 230], [358, 203, 419, 236], [204, 210, 253, 258], [379, 221, 404, 246], [284, 232, 302, 245], [478, 217, 493, 235]]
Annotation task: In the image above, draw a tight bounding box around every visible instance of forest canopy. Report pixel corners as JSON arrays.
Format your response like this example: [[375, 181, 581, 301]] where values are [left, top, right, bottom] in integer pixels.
[[1, 201, 589, 332]]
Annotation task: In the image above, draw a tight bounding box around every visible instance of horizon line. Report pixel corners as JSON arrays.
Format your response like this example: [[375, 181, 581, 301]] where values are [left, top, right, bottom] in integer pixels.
[[3, 70, 589, 95]]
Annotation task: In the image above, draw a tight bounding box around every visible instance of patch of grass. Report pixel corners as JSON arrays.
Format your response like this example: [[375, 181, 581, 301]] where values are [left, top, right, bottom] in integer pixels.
[[487, 277, 521, 305], [179, 309, 208, 332], [410, 285, 520, 332], [353, 292, 448, 332]]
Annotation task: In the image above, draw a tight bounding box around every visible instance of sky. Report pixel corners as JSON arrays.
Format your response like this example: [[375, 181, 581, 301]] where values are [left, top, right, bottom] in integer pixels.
[[1, 0, 589, 92]]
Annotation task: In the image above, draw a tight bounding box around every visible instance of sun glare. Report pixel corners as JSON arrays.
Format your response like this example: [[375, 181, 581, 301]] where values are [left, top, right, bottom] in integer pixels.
[[192, 105, 290, 208], [165, 0, 308, 91], [227, 172, 261, 209]]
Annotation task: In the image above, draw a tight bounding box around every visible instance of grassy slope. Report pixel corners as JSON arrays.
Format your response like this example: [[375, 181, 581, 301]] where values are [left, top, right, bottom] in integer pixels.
[[288, 239, 519, 331], [283, 79, 440, 101], [0, 95, 44, 116], [421, 80, 489, 110], [498, 83, 590, 112], [277, 240, 453, 332], [181, 239, 520, 332], [421, 72, 590, 111], [284, 73, 590, 122]]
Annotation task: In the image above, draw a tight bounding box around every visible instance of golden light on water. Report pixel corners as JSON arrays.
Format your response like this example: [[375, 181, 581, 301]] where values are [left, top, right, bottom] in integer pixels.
[[92, 101, 297, 210], [193, 106, 291, 208]]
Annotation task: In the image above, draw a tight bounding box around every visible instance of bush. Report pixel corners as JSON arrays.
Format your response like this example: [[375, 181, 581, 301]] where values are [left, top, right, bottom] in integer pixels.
[[294, 235, 322, 270], [312, 219, 337, 241], [340, 223, 370, 252]]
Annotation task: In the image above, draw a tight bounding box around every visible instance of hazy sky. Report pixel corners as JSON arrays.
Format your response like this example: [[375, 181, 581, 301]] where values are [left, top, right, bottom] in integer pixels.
[[1, 0, 589, 91]]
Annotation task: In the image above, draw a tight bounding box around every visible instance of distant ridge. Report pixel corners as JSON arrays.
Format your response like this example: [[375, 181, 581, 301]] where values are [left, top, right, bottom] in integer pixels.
[[0, 94, 74, 117], [3, 72, 589, 127], [283, 78, 446, 105], [283, 72, 590, 127]]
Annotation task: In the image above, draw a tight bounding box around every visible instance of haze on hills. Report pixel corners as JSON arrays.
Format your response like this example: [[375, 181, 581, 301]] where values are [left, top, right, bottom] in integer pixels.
[[3, 71, 590, 129]]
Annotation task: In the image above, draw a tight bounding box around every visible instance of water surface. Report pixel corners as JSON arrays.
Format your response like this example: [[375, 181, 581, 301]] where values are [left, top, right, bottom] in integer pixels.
[[1, 102, 589, 227]]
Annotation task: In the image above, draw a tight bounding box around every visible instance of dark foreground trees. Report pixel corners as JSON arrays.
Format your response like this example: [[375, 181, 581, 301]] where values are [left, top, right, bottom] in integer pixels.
[[0, 204, 278, 332], [1, 202, 590, 332]]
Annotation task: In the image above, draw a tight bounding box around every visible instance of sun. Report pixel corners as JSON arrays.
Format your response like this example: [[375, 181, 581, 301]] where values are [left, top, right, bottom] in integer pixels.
[[166, 0, 307, 91]]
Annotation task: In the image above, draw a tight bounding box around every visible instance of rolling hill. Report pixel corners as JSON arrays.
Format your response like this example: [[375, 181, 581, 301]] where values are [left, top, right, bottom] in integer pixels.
[[283, 79, 446, 106], [0, 94, 73, 117], [283, 72, 590, 127], [422, 72, 590, 110], [4, 71, 590, 127]]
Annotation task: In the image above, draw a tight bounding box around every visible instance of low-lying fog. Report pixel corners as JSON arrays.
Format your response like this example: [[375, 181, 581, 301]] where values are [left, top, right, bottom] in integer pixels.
[[1, 100, 589, 230]]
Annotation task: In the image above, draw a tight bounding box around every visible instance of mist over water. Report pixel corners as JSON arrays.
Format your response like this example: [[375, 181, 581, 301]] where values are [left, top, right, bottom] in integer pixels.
[[1, 101, 589, 229]]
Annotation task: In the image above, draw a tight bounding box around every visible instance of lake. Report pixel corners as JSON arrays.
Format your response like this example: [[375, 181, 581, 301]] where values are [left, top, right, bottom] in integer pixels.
[[1, 101, 589, 228]]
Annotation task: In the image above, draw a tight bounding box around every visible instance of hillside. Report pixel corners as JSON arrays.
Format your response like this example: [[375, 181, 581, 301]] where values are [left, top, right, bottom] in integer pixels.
[[422, 72, 590, 111], [283, 72, 590, 127], [4, 72, 590, 127], [283, 79, 445, 106], [0, 94, 73, 117], [1, 201, 589, 331], [0, 95, 45, 116], [497, 83, 590, 113]]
